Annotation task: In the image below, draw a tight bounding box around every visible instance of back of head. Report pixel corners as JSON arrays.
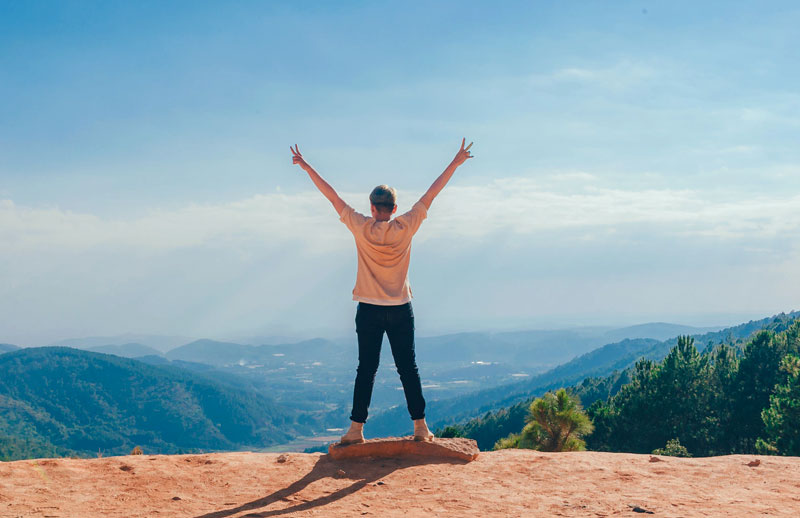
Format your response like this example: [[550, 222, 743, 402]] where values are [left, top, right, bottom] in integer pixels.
[[369, 185, 397, 214]]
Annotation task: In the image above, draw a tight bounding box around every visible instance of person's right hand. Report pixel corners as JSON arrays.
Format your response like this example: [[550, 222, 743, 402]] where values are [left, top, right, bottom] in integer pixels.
[[451, 138, 474, 167], [290, 144, 309, 169]]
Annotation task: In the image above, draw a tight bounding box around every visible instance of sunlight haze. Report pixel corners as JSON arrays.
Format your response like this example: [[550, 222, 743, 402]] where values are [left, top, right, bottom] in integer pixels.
[[1, 1, 798, 345]]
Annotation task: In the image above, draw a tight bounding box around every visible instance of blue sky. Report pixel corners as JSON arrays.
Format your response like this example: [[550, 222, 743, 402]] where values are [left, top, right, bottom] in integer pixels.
[[1, 1, 799, 345]]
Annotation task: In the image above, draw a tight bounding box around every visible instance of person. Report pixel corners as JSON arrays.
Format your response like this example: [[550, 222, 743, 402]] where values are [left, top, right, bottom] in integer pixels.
[[290, 138, 474, 444]]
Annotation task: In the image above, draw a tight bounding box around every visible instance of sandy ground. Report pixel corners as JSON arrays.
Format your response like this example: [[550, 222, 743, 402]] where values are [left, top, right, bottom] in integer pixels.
[[1, 450, 799, 517]]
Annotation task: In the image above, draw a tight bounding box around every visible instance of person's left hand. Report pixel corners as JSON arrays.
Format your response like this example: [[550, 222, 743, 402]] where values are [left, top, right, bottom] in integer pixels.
[[290, 144, 309, 169]]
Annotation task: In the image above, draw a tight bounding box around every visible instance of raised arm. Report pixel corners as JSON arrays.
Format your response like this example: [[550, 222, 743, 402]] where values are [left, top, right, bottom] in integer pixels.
[[290, 145, 346, 214], [418, 138, 474, 210]]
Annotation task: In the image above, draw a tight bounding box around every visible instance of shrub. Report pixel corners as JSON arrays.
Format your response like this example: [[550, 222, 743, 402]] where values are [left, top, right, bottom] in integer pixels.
[[493, 433, 521, 450], [494, 389, 593, 452], [437, 426, 464, 438], [652, 438, 692, 457]]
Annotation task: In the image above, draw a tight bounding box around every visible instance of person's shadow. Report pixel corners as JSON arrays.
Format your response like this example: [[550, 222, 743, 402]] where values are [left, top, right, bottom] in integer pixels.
[[195, 453, 469, 518]]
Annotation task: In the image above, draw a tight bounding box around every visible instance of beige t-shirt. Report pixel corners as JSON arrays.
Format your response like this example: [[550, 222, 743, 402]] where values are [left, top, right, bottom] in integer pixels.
[[339, 201, 428, 305]]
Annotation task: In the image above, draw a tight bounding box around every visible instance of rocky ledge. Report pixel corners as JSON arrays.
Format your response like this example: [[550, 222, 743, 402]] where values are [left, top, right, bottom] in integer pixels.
[[328, 436, 479, 461]]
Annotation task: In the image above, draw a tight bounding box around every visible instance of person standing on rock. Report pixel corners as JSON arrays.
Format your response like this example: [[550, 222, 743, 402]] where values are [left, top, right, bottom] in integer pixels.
[[290, 138, 474, 444]]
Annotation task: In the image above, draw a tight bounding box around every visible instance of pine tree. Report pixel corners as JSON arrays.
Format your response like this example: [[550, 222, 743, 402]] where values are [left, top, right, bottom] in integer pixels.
[[705, 343, 739, 454], [731, 330, 790, 453], [757, 355, 800, 455]]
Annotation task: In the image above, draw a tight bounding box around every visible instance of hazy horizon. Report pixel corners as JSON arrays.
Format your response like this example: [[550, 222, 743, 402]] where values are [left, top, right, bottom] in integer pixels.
[[2, 2, 798, 346], [3, 310, 785, 349]]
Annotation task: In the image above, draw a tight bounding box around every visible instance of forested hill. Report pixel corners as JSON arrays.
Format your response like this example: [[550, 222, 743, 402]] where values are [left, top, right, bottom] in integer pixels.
[[0, 344, 19, 354], [0, 347, 307, 461], [445, 312, 800, 452], [366, 311, 800, 438]]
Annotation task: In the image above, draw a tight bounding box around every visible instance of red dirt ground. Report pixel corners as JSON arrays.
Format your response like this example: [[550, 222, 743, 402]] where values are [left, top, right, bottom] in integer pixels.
[[2, 450, 799, 517]]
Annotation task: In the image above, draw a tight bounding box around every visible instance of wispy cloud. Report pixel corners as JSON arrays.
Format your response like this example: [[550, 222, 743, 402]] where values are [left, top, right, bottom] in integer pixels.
[[529, 61, 659, 90], [3, 177, 799, 253], [3, 178, 799, 345], [427, 179, 800, 245]]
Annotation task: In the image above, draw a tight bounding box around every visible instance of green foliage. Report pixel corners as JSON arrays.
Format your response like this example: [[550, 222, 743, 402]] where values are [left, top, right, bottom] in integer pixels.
[[588, 336, 714, 455], [587, 322, 800, 456], [493, 433, 520, 450], [302, 443, 330, 453], [425, 314, 800, 457], [652, 438, 692, 457], [0, 347, 305, 460], [572, 371, 632, 408], [729, 329, 794, 452], [446, 370, 630, 451], [588, 337, 730, 454], [369, 312, 799, 439], [436, 425, 464, 438], [496, 389, 593, 452], [757, 354, 800, 456], [447, 400, 532, 450], [589, 336, 748, 455], [703, 343, 739, 452], [437, 315, 800, 457], [0, 433, 74, 461]]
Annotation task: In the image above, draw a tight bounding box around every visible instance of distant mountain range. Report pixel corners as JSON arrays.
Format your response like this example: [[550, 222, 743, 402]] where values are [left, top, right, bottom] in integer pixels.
[[0, 347, 309, 459], [0, 343, 19, 354], [108, 323, 723, 419], [86, 342, 163, 358], [33, 321, 718, 362], [415, 322, 718, 368], [46, 333, 195, 353], [1, 317, 772, 460], [14, 323, 721, 415]]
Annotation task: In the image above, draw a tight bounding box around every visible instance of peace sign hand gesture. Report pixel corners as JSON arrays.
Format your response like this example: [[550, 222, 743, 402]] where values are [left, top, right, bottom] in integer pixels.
[[290, 144, 309, 170], [452, 138, 474, 167]]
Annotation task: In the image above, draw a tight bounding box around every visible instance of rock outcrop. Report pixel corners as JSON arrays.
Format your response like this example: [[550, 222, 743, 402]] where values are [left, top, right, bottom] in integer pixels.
[[328, 436, 479, 461]]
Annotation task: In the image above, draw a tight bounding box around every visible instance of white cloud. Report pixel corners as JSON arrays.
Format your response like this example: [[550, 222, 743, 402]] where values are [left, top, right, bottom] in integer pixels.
[[690, 145, 760, 156], [2, 178, 799, 253], [2, 177, 799, 345], [528, 61, 659, 91], [543, 171, 599, 183], [423, 178, 800, 243], [730, 105, 800, 127], [0, 194, 344, 252]]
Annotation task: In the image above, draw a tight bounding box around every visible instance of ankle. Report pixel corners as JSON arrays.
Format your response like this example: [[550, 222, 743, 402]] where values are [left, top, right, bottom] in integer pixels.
[[341, 420, 365, 444], [413, 418, 430, 431], [413, 418, 434, 441]]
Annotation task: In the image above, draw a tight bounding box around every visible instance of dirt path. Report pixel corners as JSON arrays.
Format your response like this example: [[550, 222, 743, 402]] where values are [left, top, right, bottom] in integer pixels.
[[2, 450, 799, 517]]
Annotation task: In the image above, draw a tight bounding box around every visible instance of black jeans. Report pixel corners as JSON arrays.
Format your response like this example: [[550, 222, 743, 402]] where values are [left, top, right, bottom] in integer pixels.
[[349, 302, 426, 423]]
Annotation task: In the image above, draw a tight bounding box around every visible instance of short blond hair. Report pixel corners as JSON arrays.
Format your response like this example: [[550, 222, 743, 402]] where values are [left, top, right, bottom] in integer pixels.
[[369, 185, 397, 212]]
